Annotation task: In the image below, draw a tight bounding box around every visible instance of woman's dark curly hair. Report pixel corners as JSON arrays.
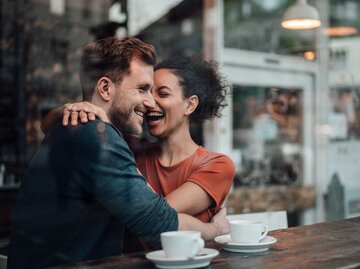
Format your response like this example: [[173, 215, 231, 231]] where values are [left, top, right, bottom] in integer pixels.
[[155, 56, 231, 124]]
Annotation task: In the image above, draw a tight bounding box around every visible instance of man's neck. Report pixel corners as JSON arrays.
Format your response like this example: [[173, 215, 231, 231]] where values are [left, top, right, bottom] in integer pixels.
[[88, 96, 111, 124]]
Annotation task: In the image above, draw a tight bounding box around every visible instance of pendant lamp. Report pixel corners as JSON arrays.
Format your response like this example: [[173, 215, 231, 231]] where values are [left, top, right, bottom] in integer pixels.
[[281, 0, 321, 30]]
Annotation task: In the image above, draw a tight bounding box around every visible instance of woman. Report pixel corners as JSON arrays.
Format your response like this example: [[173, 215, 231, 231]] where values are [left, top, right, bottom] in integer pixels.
[[136, 57, 234, 222], [43, 56, 234, 223]]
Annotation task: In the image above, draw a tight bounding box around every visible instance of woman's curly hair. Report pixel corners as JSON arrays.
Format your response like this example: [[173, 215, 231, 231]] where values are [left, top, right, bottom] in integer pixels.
[[155, 56, 231, 124]]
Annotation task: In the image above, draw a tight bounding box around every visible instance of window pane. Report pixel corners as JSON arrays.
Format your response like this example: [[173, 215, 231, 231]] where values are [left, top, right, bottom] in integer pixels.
[[232, 85, 303, 186]]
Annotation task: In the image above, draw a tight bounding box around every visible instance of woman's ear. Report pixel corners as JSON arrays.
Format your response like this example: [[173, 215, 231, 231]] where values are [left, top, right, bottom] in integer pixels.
[[96, 77, 112, 102], [184, 95, 199, 116]]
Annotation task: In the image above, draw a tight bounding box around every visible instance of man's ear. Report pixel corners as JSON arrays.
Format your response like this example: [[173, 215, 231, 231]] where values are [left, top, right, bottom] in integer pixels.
[[184, 95, 199, 116], [96, 77, 113, 102]]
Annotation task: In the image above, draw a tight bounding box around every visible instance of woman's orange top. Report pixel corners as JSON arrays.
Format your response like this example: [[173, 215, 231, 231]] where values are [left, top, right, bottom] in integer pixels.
[[136, 146, 235, 222]]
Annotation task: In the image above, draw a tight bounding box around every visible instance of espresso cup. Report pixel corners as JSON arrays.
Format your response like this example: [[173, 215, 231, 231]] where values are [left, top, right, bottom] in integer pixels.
[[160, 231, 205, 259], [229, 220, 268, 244]]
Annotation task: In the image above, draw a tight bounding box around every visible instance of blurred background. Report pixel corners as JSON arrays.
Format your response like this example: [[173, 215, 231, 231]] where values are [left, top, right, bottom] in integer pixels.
[[1, 0, 360, 253]]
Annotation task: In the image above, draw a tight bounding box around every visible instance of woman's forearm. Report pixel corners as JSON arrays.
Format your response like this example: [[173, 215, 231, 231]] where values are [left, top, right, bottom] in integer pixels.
[[41, 106, 64, 134]]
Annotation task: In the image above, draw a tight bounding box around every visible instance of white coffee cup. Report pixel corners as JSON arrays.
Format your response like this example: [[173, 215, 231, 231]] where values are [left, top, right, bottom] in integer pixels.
[[160, 231, 205, 259], [229, 220, 268, 244]]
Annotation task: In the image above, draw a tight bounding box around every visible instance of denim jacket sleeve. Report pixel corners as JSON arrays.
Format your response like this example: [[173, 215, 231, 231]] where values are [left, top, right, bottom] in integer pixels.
[[73, 120, 178, 245]]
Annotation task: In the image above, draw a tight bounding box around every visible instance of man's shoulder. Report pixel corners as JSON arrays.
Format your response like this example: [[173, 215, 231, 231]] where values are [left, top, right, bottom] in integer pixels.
[[78, 120, 122, 137], [46, 120, 134, 165], [48, 120, 126, 150], [53, 120, 121, 139]]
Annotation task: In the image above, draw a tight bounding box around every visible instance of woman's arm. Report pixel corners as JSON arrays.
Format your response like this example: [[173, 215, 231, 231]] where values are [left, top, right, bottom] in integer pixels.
[[41, 106, 64, 134], [163, 155, 235, 217], [165, 182, 213, 216]]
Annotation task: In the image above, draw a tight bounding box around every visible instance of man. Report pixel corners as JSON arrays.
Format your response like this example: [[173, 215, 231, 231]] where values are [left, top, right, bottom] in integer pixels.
[[8, 37, 228, 268]]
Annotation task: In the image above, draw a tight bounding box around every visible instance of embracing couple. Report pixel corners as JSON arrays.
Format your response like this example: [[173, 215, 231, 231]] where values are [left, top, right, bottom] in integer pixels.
[[8, 37, 235, 269]]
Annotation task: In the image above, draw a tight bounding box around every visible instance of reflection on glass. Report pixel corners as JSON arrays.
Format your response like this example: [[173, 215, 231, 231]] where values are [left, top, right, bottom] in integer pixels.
[[232, 85, 303, 186], [329, 36, 360, 141], [223, 0, 316, 56], [330, 88, 360, 140]]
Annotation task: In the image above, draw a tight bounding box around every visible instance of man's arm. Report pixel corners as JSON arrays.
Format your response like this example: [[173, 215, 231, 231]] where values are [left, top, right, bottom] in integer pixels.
[[71, 121, 227, 245], [178, 207, 228, 241]]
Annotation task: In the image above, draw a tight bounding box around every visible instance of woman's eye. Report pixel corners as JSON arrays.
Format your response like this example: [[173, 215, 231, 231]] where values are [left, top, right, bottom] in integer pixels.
[[159, 92, 169, 97]]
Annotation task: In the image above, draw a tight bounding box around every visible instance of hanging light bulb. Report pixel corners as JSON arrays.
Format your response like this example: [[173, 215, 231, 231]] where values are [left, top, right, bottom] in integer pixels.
[[281, 0, 321, 30]]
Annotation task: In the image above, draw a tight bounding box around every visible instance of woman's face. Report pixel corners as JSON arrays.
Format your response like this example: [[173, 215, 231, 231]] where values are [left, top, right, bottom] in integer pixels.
[[145, 68, 191, 138]]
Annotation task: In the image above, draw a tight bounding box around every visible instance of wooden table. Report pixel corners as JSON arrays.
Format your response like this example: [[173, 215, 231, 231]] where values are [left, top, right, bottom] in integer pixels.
[[51, 217, 360, 269]]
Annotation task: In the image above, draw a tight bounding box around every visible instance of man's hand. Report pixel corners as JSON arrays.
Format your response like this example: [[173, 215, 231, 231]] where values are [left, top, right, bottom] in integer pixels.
[[210, 207, 229, 236], [178, 207, 229, 242]]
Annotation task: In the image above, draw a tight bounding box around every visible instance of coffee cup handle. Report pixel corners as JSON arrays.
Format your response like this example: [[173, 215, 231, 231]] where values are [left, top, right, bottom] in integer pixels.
[[189, 238, 205, 258], [259, 225, 268, 241]]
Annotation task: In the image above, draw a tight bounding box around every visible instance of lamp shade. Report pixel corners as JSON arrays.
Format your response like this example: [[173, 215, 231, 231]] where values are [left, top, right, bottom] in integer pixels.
[[281, 0, 321, 30]]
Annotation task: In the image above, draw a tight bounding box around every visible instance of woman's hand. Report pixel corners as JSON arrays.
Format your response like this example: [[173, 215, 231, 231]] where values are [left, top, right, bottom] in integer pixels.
[[41, 102, 109, 134], [63, 102, 109, 126]]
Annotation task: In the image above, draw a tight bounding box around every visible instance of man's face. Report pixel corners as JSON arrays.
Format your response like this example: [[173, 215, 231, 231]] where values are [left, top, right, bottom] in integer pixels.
[[109, 58, 155, 136]]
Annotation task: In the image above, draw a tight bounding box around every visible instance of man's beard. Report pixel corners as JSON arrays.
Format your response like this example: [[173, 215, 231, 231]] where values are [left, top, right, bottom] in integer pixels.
[[108, 105, 139, 136]]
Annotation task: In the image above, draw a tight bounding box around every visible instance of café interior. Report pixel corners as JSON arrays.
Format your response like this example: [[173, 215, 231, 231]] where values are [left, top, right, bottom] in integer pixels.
[[1, 0, 360, 261]]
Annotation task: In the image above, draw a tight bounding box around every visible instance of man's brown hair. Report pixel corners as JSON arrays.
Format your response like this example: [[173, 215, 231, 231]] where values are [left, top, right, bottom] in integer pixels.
[[80, 37, 157, 101]]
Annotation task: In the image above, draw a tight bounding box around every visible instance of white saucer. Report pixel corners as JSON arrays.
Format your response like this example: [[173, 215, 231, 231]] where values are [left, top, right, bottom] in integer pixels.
[[214, 235, 277, 253], [145, 248, 219, 269]]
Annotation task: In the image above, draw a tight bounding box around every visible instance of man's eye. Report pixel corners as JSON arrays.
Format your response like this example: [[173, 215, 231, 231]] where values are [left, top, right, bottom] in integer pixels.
[[159, 92, 169, 97]]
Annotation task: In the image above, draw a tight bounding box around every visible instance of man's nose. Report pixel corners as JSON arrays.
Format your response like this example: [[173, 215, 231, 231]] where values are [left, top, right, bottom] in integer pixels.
[[144, 91, 155, 109]]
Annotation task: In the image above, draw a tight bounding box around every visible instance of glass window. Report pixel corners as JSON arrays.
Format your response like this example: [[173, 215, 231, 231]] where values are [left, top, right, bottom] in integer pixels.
[[223, 0, 316, 57], [328, 0, 360, 142], [232, 85, 303, 186]]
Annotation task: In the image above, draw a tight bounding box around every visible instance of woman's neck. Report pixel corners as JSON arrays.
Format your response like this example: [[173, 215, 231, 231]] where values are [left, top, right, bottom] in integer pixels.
[[157, 128, 199, 167]]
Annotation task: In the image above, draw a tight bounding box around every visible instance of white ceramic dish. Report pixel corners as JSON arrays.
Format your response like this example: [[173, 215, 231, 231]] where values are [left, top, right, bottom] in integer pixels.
[[145, 248, 219, 269], [214, 235, 277, 253]]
